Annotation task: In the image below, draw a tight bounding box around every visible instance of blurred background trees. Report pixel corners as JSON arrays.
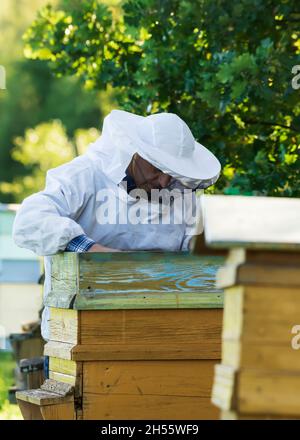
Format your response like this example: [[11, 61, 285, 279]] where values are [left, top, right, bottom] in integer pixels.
[[1, 0, 300, 200], [0, 0, 107, 202]]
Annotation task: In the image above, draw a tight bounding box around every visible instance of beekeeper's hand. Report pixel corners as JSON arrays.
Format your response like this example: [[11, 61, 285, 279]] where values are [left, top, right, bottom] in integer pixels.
[[88, 243, 121, 252]]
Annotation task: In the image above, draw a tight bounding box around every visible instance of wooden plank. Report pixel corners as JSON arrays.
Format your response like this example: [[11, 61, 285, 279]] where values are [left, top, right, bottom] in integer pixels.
[[211, 364, 237, 411], [222, 340, 241, 368], [242, 285, 300, 321], [222, 339, 300, 371], [46, 252, 78, 308], [40, 379, 73, 396], [49, 357, 77, 376], [83, 393, 219, 420], [221, 411, 300, 420], [45, 338, 217, 362], [213, 365, 300, 417], [44, 341, 75, 360], [222, 285, 300, 342], [83, 360, 216, 397], [199, 194, 300, 251], [80, 309, 222, 345], [47, 252, 223, 310], [245, 249, 300, 265], [17, 399, 44, 420], [15, 389, 73, 406], [16, 379, 75, 420], [71, 342, 221, 361], [49, 359, 83, 398], [49, 371, 77, 386], [238, 369, 300, 416], [75, 252, 223, 310], [40, 402, 75, 420], [222, 286, 243, 341], [49, 308, 79, 344], [223, 318, 297, 350], [74, 291, 223, 310], [217, 263, 300, 289], [226, 248, 300, 266]]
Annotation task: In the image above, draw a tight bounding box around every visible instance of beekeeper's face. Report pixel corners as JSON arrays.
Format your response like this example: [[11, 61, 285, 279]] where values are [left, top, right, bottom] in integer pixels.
[[130, 153, 172, 194]]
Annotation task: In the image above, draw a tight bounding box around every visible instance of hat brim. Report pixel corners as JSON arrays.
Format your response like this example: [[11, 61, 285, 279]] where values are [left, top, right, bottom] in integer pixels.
[[110, 109, 221, 181]]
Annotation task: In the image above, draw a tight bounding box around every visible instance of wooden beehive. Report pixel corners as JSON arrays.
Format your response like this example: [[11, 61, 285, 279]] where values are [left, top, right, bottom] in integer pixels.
[[17, 251, 224, 420], [196, 195, 300, 420]]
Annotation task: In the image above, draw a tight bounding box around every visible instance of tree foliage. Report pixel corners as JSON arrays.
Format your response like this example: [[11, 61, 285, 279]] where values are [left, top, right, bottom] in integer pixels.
[[24, 0, 300, 196], [0, 0, 103, 202], [0, 121, 99, 201]]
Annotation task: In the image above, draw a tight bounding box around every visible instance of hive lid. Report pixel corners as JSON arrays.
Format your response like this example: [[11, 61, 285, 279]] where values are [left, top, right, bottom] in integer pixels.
[[192, 195, 300, 252]]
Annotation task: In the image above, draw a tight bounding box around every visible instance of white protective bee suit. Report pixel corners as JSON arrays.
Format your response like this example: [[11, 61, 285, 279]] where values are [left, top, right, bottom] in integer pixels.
[[13, 110, 221, 340]]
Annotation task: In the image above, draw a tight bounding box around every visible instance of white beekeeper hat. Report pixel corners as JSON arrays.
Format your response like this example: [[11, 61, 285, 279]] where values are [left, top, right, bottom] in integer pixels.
[[109, 109, 221, 185]]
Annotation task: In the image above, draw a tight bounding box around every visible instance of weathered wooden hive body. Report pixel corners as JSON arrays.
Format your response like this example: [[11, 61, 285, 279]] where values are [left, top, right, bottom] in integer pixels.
[[198, 196, 300, 420], [17, 251, 224, 419]]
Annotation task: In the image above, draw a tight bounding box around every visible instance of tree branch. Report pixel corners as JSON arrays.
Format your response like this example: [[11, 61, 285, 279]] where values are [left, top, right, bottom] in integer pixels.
[[243, 119, 298, 132]]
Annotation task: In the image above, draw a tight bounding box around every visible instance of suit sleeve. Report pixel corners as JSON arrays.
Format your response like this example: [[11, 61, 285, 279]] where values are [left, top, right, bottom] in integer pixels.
[[12, 163, 92, 256]]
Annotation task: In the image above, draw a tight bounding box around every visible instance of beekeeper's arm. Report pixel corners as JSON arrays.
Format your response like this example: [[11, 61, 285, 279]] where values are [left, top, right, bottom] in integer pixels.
[[13, 165, 110, 256]]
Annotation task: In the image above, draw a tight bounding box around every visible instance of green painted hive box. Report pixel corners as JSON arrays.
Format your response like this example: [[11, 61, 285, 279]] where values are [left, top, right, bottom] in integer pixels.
[[17, 251, 224, 420]]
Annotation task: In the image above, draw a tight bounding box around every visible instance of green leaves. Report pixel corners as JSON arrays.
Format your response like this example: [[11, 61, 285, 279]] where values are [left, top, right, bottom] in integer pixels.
[[22, 0, 300, 196], [0, 121, 100, 201]]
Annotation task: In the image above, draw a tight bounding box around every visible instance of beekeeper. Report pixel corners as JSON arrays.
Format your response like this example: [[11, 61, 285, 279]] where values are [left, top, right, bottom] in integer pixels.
[[13, 110, 221, 340]]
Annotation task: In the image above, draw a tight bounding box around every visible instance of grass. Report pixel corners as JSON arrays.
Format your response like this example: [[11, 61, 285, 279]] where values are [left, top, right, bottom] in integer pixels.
[[0, 351, 22, 420]]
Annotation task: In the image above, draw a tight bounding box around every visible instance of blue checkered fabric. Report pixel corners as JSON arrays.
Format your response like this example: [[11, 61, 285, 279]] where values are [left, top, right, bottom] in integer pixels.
[[65, 234, 95, 252]]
